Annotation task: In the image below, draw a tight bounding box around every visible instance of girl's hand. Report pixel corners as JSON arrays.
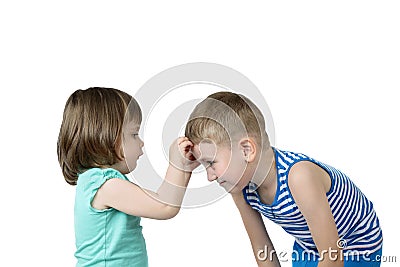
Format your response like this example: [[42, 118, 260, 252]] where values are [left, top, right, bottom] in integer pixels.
[[169, 137, 200, 172]]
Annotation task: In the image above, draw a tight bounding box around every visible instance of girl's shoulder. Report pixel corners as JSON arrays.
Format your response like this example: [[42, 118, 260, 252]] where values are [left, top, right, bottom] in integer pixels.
[[77, 167, 128, 187]]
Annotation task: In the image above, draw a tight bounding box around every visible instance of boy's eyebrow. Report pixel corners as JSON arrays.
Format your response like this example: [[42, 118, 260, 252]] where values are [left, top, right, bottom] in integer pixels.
[[196, 156, 214, 162]]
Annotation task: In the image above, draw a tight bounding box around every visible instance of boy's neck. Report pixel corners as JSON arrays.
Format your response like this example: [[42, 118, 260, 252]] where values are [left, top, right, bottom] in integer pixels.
[[251, 146, 276, 190]]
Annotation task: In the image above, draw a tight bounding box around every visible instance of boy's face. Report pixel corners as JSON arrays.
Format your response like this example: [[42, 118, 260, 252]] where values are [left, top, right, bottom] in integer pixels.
[[192, 141, 251, 194]]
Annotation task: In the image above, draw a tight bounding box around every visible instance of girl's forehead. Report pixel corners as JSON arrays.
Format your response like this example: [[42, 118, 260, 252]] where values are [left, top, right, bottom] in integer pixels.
[[124, 120, 140, 131]]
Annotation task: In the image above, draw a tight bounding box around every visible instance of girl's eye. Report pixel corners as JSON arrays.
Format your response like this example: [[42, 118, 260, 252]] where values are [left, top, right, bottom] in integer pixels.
[[132, 134, 139, 138]]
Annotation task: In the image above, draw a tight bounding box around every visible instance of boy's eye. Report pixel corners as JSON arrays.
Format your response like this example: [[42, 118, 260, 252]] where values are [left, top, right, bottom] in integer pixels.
[[206, 161, 215, 168]]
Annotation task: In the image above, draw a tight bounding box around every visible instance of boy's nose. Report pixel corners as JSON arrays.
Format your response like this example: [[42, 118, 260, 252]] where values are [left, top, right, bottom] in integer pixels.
[[207, 174, 217, 182], [206, 168, 217, 182]]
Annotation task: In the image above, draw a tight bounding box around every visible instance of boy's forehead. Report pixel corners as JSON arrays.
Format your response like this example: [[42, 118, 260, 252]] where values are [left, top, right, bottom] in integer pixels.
[[193, 142, 219, 160]]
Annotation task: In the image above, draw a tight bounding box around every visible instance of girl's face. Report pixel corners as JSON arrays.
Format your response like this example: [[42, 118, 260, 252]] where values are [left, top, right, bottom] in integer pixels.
[[113, 120, 144, 174]]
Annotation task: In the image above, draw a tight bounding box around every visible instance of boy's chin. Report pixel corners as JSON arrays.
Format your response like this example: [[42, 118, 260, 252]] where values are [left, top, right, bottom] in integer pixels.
[[224, 184, 243, 194]]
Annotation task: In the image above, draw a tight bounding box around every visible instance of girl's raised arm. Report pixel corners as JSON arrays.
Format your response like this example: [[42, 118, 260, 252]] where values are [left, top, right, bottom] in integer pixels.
[[93, 137, 198, 220]]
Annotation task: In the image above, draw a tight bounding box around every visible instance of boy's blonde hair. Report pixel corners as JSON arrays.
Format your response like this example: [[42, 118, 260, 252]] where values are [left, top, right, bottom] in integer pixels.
[[57, 87, 142, 185], [185, 91, 269, 148]]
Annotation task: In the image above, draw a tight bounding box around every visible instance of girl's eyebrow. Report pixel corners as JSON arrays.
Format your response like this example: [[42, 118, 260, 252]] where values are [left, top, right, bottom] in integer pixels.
[[128, 125, 140, 131]]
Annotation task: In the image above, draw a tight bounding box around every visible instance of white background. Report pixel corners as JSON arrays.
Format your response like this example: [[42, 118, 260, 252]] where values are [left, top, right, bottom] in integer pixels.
[[1, 1, 399, 266]]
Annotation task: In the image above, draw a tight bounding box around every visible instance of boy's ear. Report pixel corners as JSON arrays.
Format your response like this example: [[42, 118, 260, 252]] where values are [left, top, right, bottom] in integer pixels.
[[238, 138, 257, 163]]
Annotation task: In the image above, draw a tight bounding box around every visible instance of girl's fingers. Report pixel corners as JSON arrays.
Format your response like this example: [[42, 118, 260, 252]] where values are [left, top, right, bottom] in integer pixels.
[[178, 140, 193, 148], [177, 137, 189, 145]]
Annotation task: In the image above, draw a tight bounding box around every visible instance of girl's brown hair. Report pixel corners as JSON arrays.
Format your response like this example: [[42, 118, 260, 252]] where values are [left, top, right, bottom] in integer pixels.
[[57, 87, 142, 185]]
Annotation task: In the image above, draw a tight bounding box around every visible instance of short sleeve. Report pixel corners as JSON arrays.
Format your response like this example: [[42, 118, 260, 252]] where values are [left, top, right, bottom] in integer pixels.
[[77, 168, 128, 213]]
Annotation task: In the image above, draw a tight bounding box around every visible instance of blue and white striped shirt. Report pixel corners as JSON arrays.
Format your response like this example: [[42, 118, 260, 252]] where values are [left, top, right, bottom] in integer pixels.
[[243, 147, 383, 255]]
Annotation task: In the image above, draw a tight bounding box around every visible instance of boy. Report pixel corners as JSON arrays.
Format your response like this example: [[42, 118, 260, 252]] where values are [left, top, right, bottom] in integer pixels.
[[185, 91, 382, 267]]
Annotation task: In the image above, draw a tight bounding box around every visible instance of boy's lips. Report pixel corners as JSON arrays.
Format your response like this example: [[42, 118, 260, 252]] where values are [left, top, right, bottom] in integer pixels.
[[217, 179, 226, 185]]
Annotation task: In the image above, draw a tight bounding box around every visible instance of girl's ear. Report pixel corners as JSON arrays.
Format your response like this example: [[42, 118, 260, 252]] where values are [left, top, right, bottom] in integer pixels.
[[115, 134, 125, 161], [238, 137, 257, 163]]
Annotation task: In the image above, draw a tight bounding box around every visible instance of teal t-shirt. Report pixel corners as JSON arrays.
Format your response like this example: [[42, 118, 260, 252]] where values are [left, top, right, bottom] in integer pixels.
[[74, 168, 148, 267]]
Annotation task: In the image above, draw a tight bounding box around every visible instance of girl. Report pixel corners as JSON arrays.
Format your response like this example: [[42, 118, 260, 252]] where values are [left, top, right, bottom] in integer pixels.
[[57, 87, 198, 266]]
